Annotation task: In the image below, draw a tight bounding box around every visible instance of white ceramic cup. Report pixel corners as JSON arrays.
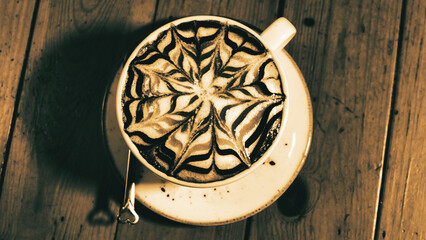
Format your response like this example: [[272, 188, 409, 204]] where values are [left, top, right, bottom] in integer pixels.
[[116, 15, 296, 188]]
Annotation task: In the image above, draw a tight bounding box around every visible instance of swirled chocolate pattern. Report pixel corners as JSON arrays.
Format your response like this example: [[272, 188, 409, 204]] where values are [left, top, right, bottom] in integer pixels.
[[121, 20, 286, 183]]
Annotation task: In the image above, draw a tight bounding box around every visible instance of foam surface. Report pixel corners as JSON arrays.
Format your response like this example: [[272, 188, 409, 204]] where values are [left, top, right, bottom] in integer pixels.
[[121, 20, 286, 183]]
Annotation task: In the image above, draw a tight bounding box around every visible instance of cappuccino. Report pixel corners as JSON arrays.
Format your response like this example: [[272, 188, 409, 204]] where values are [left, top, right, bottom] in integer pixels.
[[120, 20, 285, 183]]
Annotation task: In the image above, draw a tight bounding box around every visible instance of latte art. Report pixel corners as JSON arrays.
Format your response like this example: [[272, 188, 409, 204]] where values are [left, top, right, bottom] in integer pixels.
[[121, 20, 286, 183]]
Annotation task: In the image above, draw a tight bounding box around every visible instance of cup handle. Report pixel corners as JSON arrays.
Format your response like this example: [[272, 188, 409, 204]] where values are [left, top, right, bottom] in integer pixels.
[[261, 17, 296, 52]]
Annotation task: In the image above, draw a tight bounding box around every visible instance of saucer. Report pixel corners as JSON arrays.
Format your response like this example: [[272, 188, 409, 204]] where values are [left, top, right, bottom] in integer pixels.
[[102, 49, 313, 226]]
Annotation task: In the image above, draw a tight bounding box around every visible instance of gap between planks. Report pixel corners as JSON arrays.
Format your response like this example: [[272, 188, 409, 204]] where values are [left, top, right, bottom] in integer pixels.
[[373, 0, 408, 239], [0, 0, 41, 198]]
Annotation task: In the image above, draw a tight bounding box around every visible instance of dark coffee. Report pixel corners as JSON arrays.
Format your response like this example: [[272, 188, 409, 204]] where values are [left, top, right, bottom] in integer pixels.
[[121, 19, 286, 183]]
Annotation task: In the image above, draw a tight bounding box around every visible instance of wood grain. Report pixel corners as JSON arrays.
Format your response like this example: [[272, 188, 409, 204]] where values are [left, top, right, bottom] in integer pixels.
[[1, 0, 423, 239], [248, 0, 404, 239], [154, 0, 281, 30], [0, 0, 157, 238], [114, 0, 282, 239], [0, 0, 36, 180], [376, 0, 426, 239]]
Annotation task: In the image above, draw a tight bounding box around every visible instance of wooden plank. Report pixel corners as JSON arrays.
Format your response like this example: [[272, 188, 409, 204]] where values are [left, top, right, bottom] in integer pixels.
[[114, 0, 282, 239], [0, 0, 157, 239], [248, 0, 403, 239], [153, 0, 282, 30], [376, 0, 426, 239], [0, 0, 36, 179]]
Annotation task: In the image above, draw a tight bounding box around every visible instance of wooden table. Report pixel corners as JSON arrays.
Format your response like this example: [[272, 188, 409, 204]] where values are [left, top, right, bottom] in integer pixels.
[[0, 0, 424, 239]]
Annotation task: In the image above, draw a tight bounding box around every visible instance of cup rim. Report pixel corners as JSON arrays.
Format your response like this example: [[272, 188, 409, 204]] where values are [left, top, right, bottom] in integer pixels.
[[116, 15, 291, 188]]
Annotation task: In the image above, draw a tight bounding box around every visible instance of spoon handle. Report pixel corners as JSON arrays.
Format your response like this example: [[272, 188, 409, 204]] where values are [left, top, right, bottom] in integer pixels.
[[117, 150, 140, 224]]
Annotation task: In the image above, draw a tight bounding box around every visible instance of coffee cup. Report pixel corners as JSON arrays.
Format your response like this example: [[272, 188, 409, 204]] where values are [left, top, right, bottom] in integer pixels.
[[116, 15, 296, 188]]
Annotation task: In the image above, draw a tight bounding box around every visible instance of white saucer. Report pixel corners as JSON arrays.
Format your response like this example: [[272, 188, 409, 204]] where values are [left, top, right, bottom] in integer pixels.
[[102, 49, 313, 226]]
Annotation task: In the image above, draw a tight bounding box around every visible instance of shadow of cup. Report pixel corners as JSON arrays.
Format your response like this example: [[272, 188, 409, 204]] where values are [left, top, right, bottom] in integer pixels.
[[23, 19, 176, 226]]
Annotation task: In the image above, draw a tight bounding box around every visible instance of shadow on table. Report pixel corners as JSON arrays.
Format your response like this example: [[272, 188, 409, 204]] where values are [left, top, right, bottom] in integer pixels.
[[22, 17, 186, 227]]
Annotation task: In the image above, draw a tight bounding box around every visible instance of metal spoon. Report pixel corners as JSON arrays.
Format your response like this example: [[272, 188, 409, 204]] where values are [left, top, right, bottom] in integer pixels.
[[117, 150, 140, 224]]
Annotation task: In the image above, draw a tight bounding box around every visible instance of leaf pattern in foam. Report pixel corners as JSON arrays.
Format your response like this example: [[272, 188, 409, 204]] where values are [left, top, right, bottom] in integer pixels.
[[126, 94, 201, 146], [213, 92, 283, 153], [158, 24, 200, 83], [212, 106, 251, 169], [198, 25, 265, 89], [161, 100, 212, 173], [131, 50, 195, 95]]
